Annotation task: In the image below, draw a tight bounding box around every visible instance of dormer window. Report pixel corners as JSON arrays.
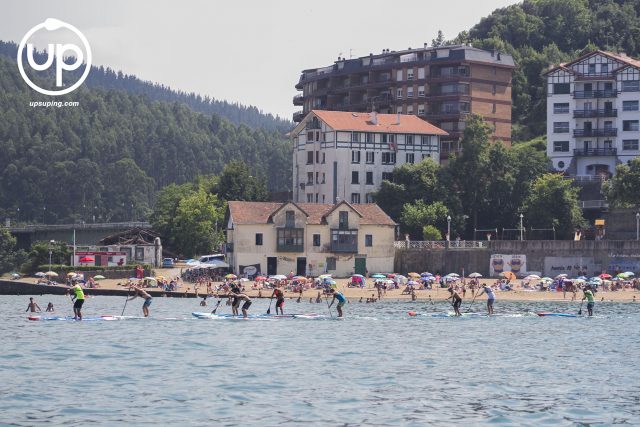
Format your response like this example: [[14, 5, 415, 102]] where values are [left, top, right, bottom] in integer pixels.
[[339, 211, 349, 229], [285, 210, 295, 228]]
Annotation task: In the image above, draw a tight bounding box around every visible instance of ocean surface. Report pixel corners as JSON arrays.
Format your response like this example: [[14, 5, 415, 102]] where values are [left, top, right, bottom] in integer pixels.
[[1, 294, 639, 426]]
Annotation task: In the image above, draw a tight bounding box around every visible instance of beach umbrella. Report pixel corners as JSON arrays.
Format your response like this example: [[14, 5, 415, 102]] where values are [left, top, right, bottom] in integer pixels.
[[555, 273, 568, 279], [93, 275, 105, 280], [408, 272, 420, 277], [407, 280, 418, 285], [318, 274, 332, 279], [79, 256, 94, 263], [11, 273, 20, 279], [371, 274, 386, 279], [599, 273, 612, 279], [128, 277, 140, 281], [573, 278, 585, 283], [293, 276, 307, 281], [525, 274, 540, 280], [499, 271, 516, 280], [270, 275, 287, 280], [469, 272, 482, 278], [144, 276, 157, 281], [623, 271, 635, 277], [576, 276, 587, 280], [541, 277, 553, 282], [446, 273, 460, 277], [225, 274, 237, 279], [34, 272, 46, 277], [45, 271, 58, 277], [240, 278, 249, 282], [352, 274, 364, 278], [421, 272, 433, 277], [255, 276, 267, 281], [590, 277, 602, 283], [67, 272, 77, 277]]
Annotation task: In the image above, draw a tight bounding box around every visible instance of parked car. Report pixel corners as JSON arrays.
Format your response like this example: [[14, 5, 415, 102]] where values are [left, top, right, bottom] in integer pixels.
[[162, 258, 175, 268]]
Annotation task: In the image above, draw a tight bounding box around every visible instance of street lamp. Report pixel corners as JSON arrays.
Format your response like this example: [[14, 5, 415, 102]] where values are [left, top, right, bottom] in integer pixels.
[[519, 213, 524, 241], [636, 212, 639, 241], [447, 215, 451, 241], [48, 239, 55, 273], [42, 206, 46, 224]]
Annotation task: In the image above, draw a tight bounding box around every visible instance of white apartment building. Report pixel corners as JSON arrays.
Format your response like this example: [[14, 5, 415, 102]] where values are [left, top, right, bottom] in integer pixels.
[[292, 110, 447, 204], [546, 50, 640, 177]]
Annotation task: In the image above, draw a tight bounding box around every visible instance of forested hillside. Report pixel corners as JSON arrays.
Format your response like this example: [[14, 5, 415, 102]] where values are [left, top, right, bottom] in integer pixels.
[[0, 41, 292, 133], [445, 0, 640, 141], [0, 54, 291, 224]]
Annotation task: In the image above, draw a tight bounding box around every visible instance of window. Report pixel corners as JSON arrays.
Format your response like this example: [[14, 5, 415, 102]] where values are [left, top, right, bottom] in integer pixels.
[[553, 83, 570, 94], [406, 153, 415, 164], [365, 234, 373, 247], [285, 210, 295, 227], [351, 171, 359, 184], [306, 151, 314, 164], [623, 101, 639, 111], [255, 233, 263, 246], [553, 122, 570, 133], [396, 88, 403, 99], [365, 133, 374, 143], [315, 193, 319, 203], [418, 67, 425, 79], [382, 172, 393, 182], [623, 140, 639, 150], [418, 86, 425, 97], [622, 80, 640, 92], [322, 152, 326, 164], [339, 211, 349, 229], [365, 193, 374, 203], [407, 69, 414, 80], [407, 88, 414, 98], [381, 152, 396, 164], [623, 120, 639, 131], [306, 193, 313, 202], [407, 105, 414, 114], [604, 121, 613, 130], [351, 150, 361, 163], [588, 64, 596, 74], [492, 84, 497, 95], [601, 64, 609, 74], [315, 172, 320, 184], [418, 106, 425, 116], [315, 151, 320, 163], [351, 193, 361, 204], [366, 171, 374, 185], [553, 103, 569, 114], [351, 132, 361, 143], [553, 141, 569, 152], [421, 135, 431, 145], [396, 105, 403, 113], [604, 82, 613, 91], [366, 151, 375, 164], [492, 103, 496, 113], [307, 172, 313, 184], [322, 173, 325, 184], [406, 135, 414, 145], [326, 257, 336, 271], [313, 234, 321, 246], [277, 228, 304, 251], [422, 153, 431, 160], [135, 247, 144, 261], [396, 70, 403, 81]]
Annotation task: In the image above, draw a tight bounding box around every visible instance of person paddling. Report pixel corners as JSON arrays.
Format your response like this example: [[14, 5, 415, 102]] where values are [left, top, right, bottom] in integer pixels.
[[230, 284, 241, 316], [127, 285, 153, 317], [446, 287, 462, 316], [26, 297, 41, 313], [582, 285, 595, 316], [271, 287, 285, 315], [476, 284, 496, 315], [328, 288, 347, 317], [230, 291, 252, 318], [69, 283, 85, 320]]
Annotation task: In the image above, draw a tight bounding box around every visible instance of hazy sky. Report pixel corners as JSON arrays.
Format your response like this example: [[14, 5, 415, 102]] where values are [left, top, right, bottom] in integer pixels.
[[0, 0, 520, 119]]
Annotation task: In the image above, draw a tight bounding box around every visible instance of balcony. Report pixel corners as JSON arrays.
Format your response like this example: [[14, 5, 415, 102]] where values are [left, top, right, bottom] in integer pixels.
[[293, 110, 305, 122], [573, 148, 617, 156], [330, 229, 358, 253], [277, 228, 304, 252], [575, 72, 615, 81], [573, 128, 617, 137], [573, 109, 617, 118], [293, 94, 304, 106], [573, 90, 617, 99]]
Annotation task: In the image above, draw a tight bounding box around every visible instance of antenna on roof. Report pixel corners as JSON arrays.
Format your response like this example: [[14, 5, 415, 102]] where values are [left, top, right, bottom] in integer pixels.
[[349, 48, 354, 59]]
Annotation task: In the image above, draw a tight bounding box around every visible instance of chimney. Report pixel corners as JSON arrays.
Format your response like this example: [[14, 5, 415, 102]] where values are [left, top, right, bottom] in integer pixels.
[[370, 111, 378, 125], [395, 113, 401, 125]]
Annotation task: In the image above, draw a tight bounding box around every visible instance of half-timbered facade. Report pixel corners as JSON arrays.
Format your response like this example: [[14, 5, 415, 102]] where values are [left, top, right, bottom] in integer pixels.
[[546, 51, 640, 177]]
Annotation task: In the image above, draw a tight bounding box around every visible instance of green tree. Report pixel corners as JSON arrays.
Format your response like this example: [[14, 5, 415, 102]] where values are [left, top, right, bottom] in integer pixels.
[[422, 225, 442, 241], [401, 201, 449, 239], [522, 173, 586, 239], [22, 240, 73, 273], [214, 160, 268, 201], [602, 158, 640, 207], [0, 228, 26, 274], [171, 190, 226, 257], [432, 30, 446, 47]]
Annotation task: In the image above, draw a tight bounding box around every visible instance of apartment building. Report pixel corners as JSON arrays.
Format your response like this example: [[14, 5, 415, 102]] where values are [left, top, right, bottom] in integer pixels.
[[294, 44, 514, 158], [226, 200, 396, 277], [291, 110, 447, 205], [546, 50, 640, 177]]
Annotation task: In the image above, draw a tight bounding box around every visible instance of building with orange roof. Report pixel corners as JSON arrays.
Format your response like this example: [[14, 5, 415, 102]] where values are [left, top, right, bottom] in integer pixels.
[[291, 110, 446, 205], [226, 200, 396, 277], [546, 50, 640, 178]]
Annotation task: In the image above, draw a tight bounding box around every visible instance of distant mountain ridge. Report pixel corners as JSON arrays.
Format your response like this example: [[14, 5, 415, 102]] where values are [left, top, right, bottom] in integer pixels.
[[0, 40, 292, 133]]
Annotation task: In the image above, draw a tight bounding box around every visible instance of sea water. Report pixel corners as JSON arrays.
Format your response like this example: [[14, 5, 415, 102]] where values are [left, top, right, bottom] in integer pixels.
[[1, 295, 639, 426]]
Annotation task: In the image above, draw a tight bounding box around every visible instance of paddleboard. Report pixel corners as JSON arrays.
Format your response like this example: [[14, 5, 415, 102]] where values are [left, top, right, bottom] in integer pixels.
[[191, 312, 324, 320], [408, 311, 486, 318], [28, 315, 120, 321], [536, 312, 577, 318]]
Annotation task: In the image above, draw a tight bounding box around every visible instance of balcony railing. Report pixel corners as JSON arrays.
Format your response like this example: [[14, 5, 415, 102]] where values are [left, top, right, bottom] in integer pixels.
[[293, 95, 304, 105], [573, 90, 617, 99], [293, 110, 305, 122], [575, 72, 615, 80], [330, 242, 358, 253], [573, 128, 617, 137], [573, 109, 617, 118], [573, 148, 617, 156]]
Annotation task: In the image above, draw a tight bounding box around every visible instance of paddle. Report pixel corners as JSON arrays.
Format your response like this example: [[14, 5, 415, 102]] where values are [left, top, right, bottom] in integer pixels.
[[324, 292, 333, 318], [266, 296, 274, 314], [121, 289, 131, 316], [578, 299, 584, 316], [466, 291, 479, 313], [211, 299, 221, 314]]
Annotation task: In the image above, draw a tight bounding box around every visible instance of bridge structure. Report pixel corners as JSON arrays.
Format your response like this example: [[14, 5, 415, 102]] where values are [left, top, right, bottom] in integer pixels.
[[3, 222, 153, 248]]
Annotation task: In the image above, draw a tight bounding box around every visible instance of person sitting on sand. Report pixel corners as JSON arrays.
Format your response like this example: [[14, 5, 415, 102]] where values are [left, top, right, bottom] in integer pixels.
[[26, 297, 41, 313], [127, 285, 153, 317], [446, 287, 462, 316], [45, 302, 54, 312]]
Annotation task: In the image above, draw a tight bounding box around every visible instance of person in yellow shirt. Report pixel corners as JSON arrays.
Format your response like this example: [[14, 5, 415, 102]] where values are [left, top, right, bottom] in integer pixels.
[[69, 284, 85, 320], [582, 285, 595, 316]]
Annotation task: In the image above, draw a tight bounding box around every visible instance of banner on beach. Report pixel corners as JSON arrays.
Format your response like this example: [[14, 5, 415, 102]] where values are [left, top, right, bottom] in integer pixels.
[[490, 254, 527, 277], [239, 263, 261, 277], [607, 258, 640, 275], [543, 256, 600, 277]]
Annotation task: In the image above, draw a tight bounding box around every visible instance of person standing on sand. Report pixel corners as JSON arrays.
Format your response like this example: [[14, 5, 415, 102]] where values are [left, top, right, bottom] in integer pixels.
[[69, 283, 85, 320], [476, 284, 496, 315], [582, 285, 595, 316], [26, 297, 41, 313], [328, 288, 347, 317], [446, 287, 462, 316], [127, 285, 153, 317]]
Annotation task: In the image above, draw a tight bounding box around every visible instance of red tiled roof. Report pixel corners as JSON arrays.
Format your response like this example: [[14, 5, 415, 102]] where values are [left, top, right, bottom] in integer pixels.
[[312, 110, 448, 135], [228, 201, 396, 226]]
